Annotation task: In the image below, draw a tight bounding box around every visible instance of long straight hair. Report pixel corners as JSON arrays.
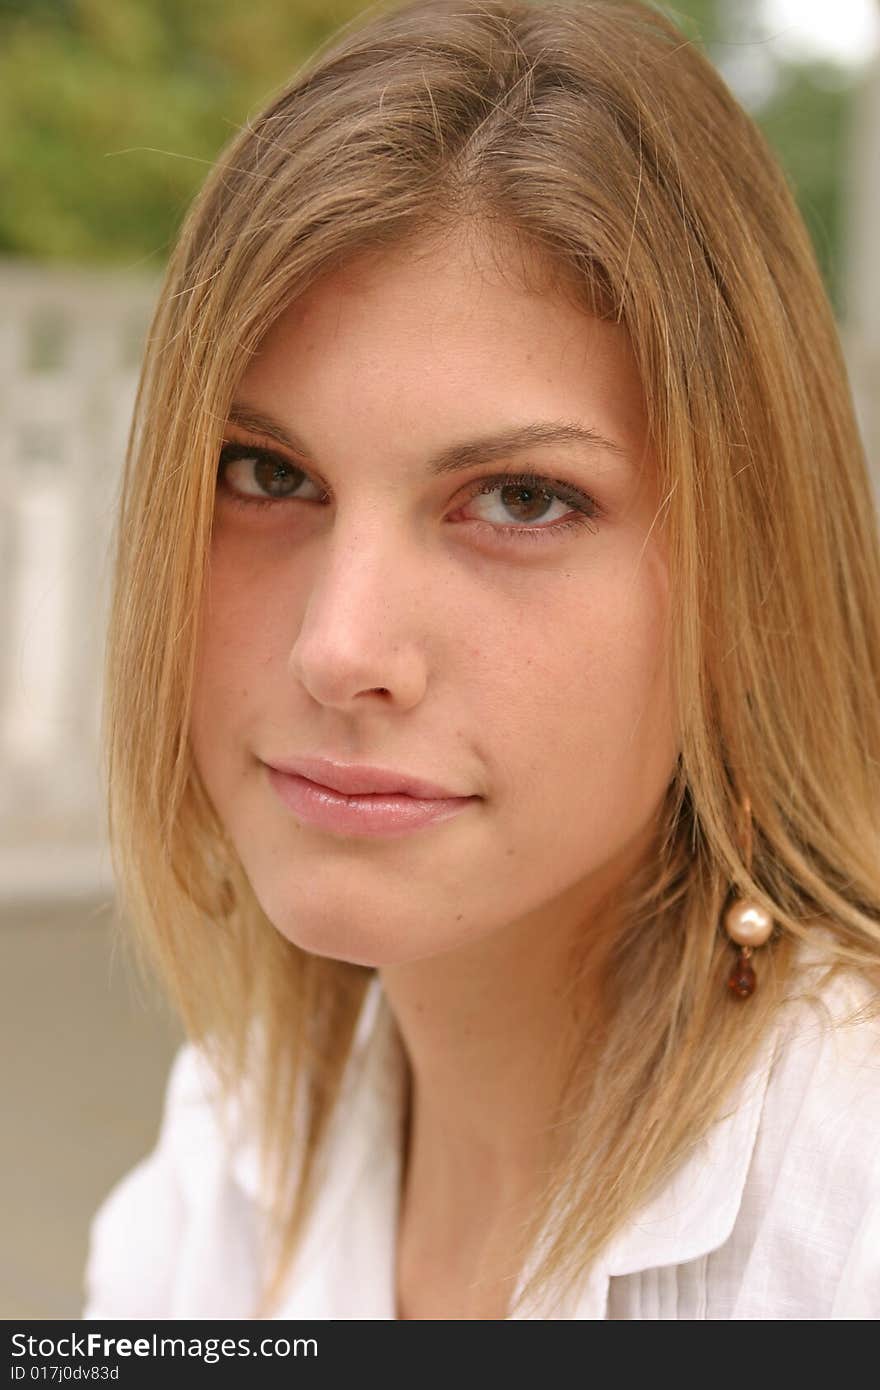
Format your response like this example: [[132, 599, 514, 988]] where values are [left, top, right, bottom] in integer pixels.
[[104, 0, 880, 1317]]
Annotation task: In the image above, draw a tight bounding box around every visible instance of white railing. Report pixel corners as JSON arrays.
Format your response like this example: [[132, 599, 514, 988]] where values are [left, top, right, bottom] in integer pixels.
[[0, 257, 877, 904], [846, 51, 880, 507], [0, 260, 158, 901], [848, 332, 880, 507]]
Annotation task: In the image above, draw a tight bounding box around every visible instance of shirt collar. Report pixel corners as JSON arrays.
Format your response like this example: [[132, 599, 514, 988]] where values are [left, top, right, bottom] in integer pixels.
[[508, 1018, 777, 1317], [595, 930, 837, 1283], [603, 1030, 776, 1275]]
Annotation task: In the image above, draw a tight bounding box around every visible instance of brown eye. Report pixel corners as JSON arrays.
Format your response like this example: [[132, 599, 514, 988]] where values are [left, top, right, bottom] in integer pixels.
[[217, 443, 320, 503], [462, 472, 601, 541], [495, 481, 556, 524]]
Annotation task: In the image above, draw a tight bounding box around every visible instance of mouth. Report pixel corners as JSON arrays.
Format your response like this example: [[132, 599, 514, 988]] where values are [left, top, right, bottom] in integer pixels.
[[264, 765, 479, 839]]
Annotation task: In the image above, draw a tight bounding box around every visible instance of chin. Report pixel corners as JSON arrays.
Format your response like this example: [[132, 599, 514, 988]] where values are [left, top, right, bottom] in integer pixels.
[[255, 894, 414, 968]]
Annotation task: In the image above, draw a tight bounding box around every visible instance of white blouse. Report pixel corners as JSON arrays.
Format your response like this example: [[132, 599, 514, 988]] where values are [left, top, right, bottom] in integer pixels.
[[81, 963, 880, 1320]]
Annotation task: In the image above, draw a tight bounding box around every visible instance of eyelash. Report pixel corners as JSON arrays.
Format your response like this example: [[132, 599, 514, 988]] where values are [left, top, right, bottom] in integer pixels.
[[215, 441, 602, 543]]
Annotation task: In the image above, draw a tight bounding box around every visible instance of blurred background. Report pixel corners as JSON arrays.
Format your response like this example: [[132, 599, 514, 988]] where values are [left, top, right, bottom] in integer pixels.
[[1, 0, 878, 1318]]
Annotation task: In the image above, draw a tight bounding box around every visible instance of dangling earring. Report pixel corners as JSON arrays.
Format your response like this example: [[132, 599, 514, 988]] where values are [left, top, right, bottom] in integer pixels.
[[724, 794, 774, 999]]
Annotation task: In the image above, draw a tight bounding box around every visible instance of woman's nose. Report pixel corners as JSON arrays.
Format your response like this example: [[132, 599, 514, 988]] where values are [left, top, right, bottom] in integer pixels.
[[286, 532, 429, 713]]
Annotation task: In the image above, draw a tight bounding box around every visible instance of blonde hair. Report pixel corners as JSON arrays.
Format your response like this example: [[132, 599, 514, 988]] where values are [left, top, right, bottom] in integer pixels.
[[104, 0, 880, 1318]]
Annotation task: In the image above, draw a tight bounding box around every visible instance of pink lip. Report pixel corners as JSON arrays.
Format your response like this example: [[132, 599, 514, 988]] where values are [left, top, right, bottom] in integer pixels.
[[265, 766, 478, 838]]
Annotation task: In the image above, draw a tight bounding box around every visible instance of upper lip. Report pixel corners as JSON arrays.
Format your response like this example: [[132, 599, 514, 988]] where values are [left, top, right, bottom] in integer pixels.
[[264, 755, 473, 800]]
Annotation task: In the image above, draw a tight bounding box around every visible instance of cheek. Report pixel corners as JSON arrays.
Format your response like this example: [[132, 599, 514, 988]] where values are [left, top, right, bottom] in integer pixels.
[[188, 538, 284, 779], [495, 552, 675, 849]]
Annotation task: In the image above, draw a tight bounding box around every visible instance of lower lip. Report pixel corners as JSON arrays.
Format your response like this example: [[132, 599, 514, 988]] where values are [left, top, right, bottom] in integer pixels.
[[265, 767, 477, 838]]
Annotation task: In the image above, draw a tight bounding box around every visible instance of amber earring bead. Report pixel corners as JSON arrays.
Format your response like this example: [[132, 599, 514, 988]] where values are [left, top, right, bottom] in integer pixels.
[[724, 797, 774, 1000], [725, 900, 774, 998]]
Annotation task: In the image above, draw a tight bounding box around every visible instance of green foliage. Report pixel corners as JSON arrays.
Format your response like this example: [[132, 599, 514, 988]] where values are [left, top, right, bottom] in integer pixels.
[[0, 0, 369, 265], [0, 0, 859, 308], [756, 64, 852, 313]]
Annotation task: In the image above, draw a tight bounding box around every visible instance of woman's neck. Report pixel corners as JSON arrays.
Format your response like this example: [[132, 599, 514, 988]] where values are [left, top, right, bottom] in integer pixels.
[[380, 894, 619, 1318]]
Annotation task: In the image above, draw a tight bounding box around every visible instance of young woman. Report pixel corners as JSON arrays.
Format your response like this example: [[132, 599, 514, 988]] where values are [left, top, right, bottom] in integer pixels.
[[82, 0, 880, 1320]]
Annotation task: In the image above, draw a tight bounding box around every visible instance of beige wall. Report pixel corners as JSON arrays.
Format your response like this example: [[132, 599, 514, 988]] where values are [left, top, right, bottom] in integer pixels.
[[1, 898, 182, 1318]]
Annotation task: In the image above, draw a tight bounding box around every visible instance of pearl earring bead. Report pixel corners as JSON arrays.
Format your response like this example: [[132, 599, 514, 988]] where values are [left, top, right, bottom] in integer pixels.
[[724, 899, 773, 948]]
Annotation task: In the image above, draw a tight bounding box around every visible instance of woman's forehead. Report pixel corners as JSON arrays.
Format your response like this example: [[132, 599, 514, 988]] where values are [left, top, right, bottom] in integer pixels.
[[247, 232, 640, 410]]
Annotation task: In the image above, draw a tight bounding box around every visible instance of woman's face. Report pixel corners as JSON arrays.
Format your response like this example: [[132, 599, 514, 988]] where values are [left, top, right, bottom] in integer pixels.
[[189, 231, 679, 966]]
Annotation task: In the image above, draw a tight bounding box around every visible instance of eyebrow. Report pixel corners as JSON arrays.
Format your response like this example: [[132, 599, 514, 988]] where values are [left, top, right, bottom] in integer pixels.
[[225, 401, 627, 476]]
